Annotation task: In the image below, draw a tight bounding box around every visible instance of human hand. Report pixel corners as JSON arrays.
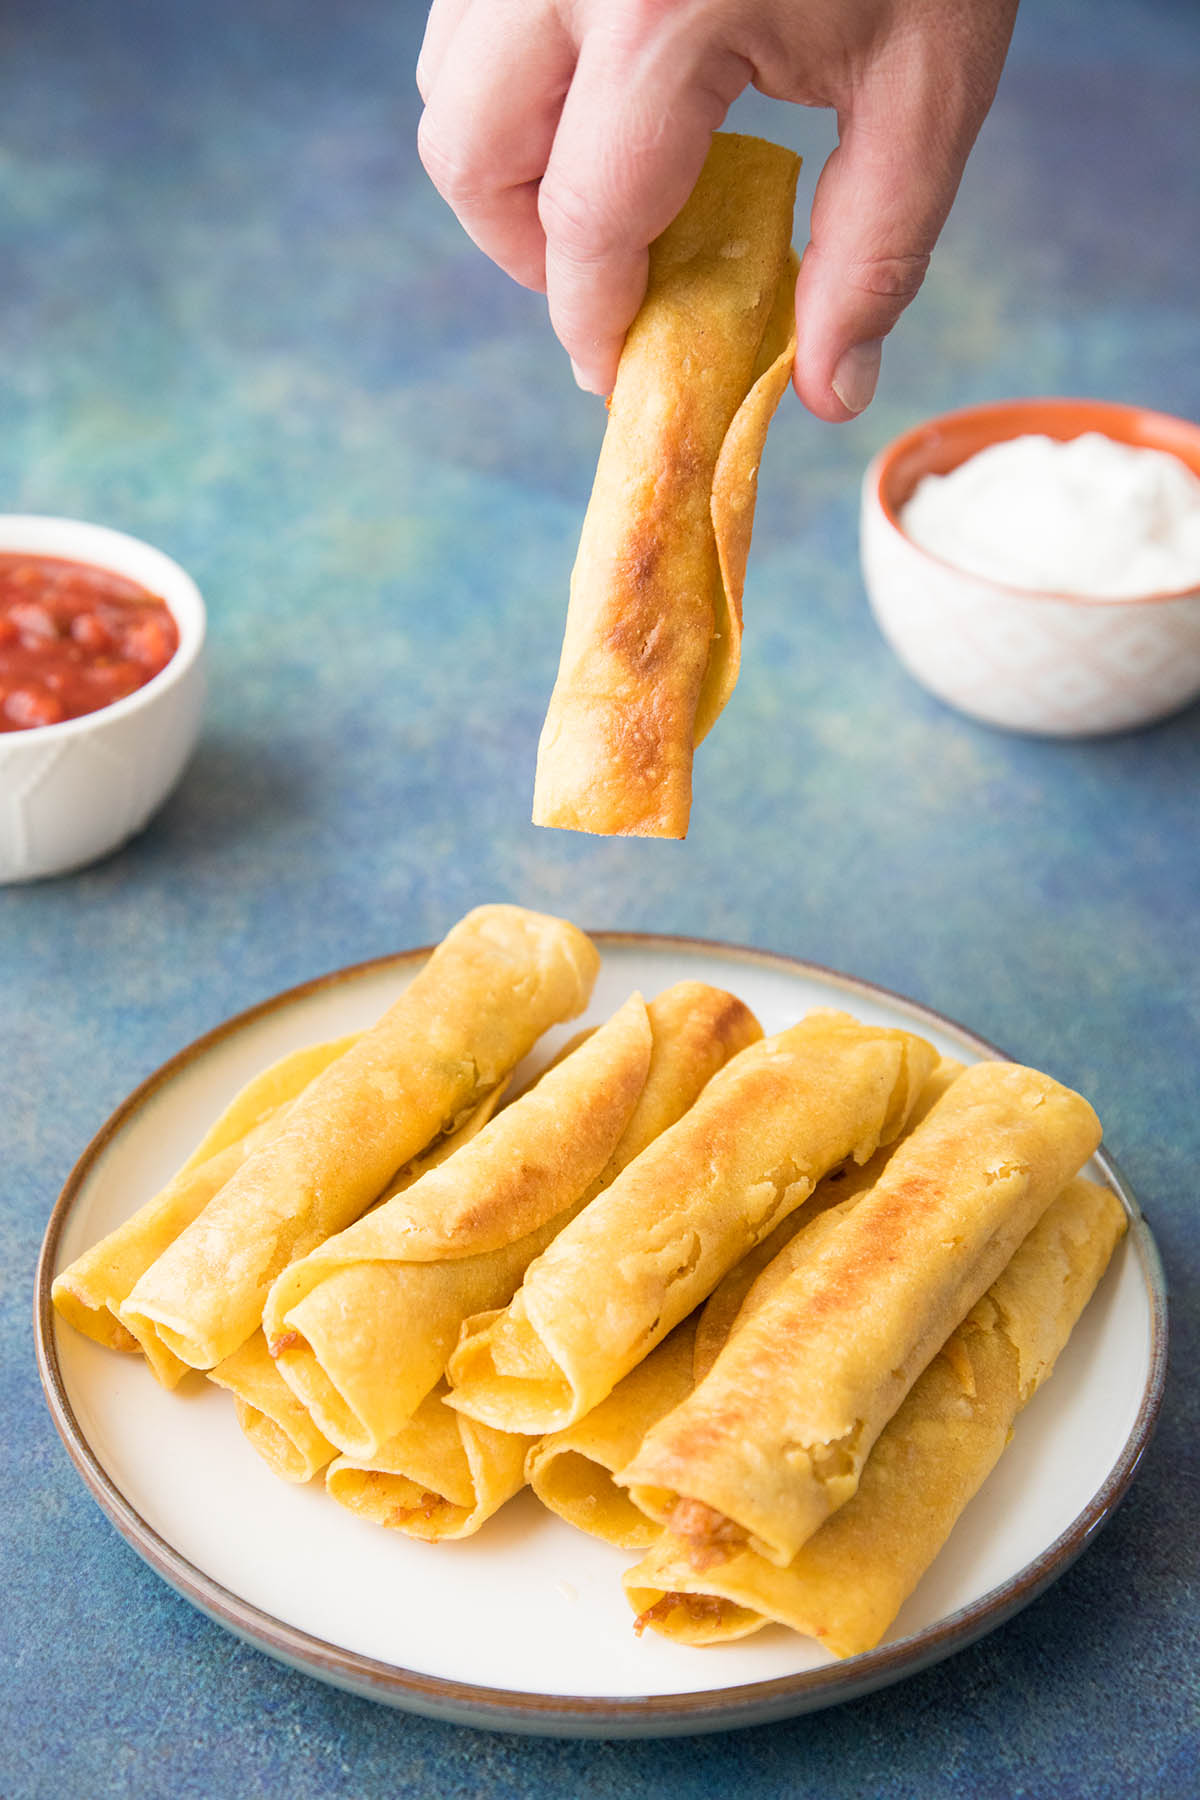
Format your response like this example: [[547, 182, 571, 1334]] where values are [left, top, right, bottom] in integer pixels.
[[416, 0, 1018, 421]]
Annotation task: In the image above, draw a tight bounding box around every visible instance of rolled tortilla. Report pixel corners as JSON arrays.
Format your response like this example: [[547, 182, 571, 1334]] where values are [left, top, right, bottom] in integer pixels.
[[326, 1385, 531, 1542], [120, 905, 600, 1370], [318, 982, 762, 1520], [526, 1320, 701, 1551], [263, 993, 654, 1456], [617, 1060, 1102, 1568], [208, 1079, 511, 1481], [50, 1033, 358, 1386], [269, 981, 762, 1462], [528, 1059, 963, 1548], [446, 1011, 938, 1436], [533, 132, 801, 839], [690, 1056, 965, 1382], [624, 1175, 1126, 1652], [208, 1333, 337, 1484], [596, 981, 764, 1170]]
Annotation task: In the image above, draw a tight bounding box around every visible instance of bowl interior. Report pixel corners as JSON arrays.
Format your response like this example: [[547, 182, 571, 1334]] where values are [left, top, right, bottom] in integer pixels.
[[0, 515, 205, 741], [875, 399, 1200, 525]]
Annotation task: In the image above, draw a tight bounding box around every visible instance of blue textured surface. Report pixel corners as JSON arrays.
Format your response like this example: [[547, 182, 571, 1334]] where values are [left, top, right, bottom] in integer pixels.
[[3, 1, 1198, 1793]]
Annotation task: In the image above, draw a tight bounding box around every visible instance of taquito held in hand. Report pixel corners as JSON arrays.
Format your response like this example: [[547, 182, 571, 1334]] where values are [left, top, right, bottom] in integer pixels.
[[618, 1061, 1102, 1569], [624, 1176, 1126, 1651], [533, 131, 801, 839], [51, 1032, 359, 1387], [446, 1012, 938, 1437], [265, 982, 761, 1458], [120, 905, 600, 1370]]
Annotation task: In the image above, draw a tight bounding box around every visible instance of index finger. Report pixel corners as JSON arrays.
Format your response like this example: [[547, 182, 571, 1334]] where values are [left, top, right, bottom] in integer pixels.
[[416, 0, 470, 100], [538, 28, 751, 391], [417, 1, 576, 293]]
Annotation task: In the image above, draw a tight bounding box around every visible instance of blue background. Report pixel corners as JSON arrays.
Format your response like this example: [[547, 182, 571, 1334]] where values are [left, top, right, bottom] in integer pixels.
[[2, 1, 1197, 1794]]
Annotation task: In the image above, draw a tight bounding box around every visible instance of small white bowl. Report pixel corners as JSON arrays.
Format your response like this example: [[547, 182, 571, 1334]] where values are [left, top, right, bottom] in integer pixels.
[[0, 516, 206, 882], [860, 398, 1200, 736]]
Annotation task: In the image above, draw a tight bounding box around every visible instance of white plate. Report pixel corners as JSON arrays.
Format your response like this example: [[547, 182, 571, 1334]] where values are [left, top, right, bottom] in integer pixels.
[[35, 935, 1167, 1737]]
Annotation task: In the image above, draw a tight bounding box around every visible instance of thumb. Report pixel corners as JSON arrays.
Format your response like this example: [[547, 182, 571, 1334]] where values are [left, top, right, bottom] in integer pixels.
[[790, 0, 1015, 429], [792, 100, 958, 422]]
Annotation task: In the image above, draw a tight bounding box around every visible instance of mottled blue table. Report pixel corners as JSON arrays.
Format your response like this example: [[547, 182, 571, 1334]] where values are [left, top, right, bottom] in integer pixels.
[[3, 1, 1198, 1794]]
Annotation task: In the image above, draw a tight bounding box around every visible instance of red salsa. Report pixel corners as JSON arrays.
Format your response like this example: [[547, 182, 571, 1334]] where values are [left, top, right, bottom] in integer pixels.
[[0, 553, 179, 731]]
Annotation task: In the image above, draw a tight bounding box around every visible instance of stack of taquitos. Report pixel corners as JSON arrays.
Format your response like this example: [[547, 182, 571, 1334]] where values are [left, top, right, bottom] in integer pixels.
[[50, 924, 1126, 1646], [321, 981, 763, 1535], [615, 1060, 1102, 1571], [445, 1011, 938, 1437], [116, 905, 599, 1373], [624, 1174, 1126, 1652]]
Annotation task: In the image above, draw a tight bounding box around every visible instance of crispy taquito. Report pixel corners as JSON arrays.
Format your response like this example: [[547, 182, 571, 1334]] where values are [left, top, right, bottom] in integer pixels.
[[208, 1078, 511, 1480], [119, 905, 599, 1370], [533, 132, 801, 839], [51, 1033, 358, 1387], [617, 1061, 1102, 1569], [527, 1059, 963, 1547], [446, 1012, 938, 1437], [625, 1176, 1126, 1650]]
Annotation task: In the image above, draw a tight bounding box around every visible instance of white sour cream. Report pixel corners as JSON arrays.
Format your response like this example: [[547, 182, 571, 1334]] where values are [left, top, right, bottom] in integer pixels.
[[899, 431, 1200, 598]]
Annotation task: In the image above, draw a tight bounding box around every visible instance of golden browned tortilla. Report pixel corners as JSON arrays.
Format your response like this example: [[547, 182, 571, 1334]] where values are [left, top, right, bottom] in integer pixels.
[[445, 1012, 937, 1436], [533, 132, 801, 839], [264, 981, 760, 1463], [623, 1176, 1126, 1652], [617, 1061, 1102, 1568], [118, 905, 599, 1370], [526, 1059, 963, 1550]]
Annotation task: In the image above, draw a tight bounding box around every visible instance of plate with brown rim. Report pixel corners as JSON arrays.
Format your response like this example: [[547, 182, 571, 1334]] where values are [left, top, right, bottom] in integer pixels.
[[34, 933, 1167, 1737]]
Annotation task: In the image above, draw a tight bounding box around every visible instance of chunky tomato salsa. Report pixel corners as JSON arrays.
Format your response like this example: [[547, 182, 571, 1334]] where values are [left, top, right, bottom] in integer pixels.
[[0, 553, 179, 731]]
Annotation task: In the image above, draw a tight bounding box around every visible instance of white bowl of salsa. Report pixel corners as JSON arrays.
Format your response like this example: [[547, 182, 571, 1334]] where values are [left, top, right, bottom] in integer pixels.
[[0, 515, 205, 882]]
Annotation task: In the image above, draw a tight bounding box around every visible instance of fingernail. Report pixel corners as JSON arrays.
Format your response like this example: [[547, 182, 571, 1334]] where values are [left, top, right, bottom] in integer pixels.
[[832, 340, 883, 415], [569, 357, 612, 398]]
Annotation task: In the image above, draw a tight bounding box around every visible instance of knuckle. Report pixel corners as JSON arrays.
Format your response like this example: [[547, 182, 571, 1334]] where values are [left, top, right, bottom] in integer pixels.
[[611, 0, 684, 41], [538, 171, 614, 268], [843, 250, 931, 307], [416, 113, 487, 210]]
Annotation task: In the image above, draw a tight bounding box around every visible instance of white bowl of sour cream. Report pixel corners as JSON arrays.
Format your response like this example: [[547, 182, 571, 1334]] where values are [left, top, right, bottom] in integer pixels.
[[860, 399, 1200, 735]]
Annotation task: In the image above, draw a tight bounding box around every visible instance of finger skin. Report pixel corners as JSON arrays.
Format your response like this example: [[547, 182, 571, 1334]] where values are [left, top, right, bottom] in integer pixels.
[[417, 1, 575, 292], [538, 21, 752, 392], [791, 3, 1019, 419], [415, 1, 1019, 415], [416, 0, 472, 100]]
